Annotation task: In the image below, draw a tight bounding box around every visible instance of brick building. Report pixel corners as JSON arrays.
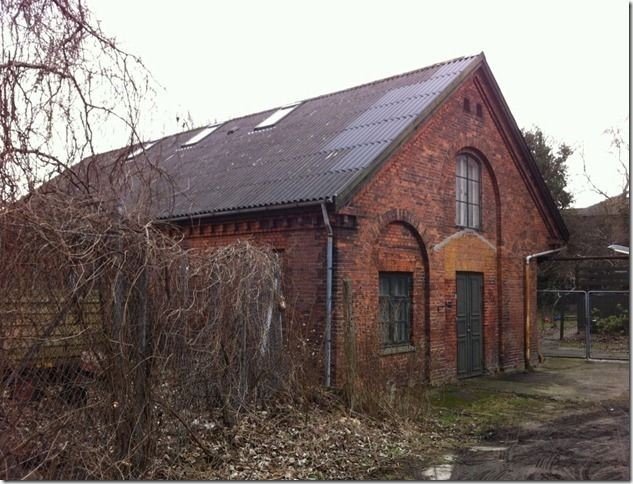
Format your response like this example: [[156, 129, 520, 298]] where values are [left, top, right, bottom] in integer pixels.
[[127, 53, 568, 384]]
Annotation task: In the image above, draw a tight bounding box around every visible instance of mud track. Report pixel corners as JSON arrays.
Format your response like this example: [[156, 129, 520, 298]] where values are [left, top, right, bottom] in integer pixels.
[[450, 400, 629, 480]]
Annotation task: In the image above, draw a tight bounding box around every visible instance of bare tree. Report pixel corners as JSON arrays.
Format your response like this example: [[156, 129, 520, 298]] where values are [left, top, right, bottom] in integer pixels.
[[0, 0, 159, 201], [581, 123, 630, 205], [0, 1, 290, 479]]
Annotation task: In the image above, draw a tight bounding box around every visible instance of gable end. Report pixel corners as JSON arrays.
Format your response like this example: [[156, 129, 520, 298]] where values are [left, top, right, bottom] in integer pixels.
[[475, 61, 569, 241]]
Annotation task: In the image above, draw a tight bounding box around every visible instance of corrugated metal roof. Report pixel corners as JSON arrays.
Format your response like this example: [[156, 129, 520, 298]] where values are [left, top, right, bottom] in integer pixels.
[[134, 54, 485, 219]]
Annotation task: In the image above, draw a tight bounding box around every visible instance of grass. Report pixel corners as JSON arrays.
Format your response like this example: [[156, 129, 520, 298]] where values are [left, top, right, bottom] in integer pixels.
[[366, 384, 562, 479], [423, 380, 579, 444]]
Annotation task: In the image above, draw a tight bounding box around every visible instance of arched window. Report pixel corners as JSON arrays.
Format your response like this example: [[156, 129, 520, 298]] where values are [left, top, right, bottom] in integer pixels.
[[456, 154, 481, 229]]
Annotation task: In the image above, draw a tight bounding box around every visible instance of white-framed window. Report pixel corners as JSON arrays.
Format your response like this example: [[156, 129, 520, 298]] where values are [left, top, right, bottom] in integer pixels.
[[456, 154, 481, 229], [126, 141, 156, 160], [254, 103, 300, 130], [180, 125, 220, 148]]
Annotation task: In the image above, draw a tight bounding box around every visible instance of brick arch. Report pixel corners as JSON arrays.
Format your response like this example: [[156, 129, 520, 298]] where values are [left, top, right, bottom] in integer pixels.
[[370, 210, 431, 381], [456, 146, 505, 367], [456, 146, 502, 244], [370, 209, 431, 265]]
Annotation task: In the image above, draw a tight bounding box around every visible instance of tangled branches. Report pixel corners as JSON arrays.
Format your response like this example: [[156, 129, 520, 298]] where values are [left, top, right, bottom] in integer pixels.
[[0, 199, 286, 478], [0, 0, 155, 202], [0, 1, 298, 479]]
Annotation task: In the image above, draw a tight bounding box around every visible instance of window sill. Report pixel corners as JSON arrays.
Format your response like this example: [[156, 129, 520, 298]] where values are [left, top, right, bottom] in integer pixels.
[[455, 225, 482, 233], [380, 344, 416, 356]]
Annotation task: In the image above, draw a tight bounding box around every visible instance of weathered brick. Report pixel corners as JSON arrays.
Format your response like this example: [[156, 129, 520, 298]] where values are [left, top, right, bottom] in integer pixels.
[[179, 71, 562, 387]]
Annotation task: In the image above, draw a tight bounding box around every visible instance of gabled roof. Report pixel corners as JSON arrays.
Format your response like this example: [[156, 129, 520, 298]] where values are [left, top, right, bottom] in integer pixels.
[[82, 53, 566, 239], [143, 54, 484, 218]]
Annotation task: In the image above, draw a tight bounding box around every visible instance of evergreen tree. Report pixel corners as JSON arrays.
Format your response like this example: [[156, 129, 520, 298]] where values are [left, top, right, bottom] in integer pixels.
[[522, 127, 574, 209]]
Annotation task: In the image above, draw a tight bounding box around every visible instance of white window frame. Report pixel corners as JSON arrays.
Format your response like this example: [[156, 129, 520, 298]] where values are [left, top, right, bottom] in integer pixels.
[[456, 154, 482, 229], [254, 103, 300, 130]]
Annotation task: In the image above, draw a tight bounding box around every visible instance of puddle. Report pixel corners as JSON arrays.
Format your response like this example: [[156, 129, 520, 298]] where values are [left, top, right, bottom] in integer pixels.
[[421, 447, 508, 479], [421, 454, 454, 480], [470, 445, 508, 452]]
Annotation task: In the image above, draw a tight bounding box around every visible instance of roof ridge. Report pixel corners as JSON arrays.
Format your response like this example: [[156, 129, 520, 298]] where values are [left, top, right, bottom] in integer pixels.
[[85, 53, 484, 157], [303, 53, 483, 103], [183, 52, 484, 133]]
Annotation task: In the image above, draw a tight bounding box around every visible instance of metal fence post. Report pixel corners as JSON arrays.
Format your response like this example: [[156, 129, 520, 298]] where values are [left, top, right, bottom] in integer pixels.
[[538, 288, 629, 361], [584, 291, 590, 360]]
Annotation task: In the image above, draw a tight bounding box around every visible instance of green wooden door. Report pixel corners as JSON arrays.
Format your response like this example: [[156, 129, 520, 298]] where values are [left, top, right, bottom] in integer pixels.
[[456, 272, 483, 377]]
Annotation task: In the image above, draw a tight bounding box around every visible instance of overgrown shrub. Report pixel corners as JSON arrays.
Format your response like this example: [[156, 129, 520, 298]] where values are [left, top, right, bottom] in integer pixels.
[[0, 205, 295, 479], [592, 305, 629, 335]]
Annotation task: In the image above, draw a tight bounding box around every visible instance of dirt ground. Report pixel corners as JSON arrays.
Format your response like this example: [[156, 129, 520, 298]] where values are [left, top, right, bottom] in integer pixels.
[[415, 357, 630, 480], [3, 357, 627, 479], [449, 401, 629, 480]]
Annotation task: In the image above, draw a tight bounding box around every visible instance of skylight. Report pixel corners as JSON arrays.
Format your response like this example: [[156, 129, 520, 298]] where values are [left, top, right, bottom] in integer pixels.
[[126, 141, 156, 160], [254, 103, 300, 130], [180, 124, 220, 148]]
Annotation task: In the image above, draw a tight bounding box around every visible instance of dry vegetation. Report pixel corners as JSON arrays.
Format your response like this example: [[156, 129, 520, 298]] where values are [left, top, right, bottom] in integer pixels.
[[1, 1, 627, 480], [1, 0, 295, 478], [0, 1, 440, 479]]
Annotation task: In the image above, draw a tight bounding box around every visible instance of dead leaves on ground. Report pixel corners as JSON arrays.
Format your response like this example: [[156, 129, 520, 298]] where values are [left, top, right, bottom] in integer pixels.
[[153, 404, 432, 480]]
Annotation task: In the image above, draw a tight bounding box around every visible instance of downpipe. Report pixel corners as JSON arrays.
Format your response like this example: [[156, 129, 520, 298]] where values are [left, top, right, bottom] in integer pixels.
[[320, 202, 333, 387], [524, 247, 564, 370]]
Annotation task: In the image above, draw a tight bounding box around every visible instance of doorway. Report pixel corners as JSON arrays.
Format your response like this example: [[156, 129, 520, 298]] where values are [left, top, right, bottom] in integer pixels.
[[456, 272, 483, 377]]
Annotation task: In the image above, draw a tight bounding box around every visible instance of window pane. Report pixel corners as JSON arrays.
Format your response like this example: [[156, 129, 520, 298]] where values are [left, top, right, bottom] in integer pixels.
[[392, 299, 403, 320], [468, 157, 480, 181], [469, 179, 479, 205], [456, 176, 467, 202], [383, 318, 390, 344], [457, 156, 467, 177], [468, 204, 480, 228], [471, 204, 480, 228], [379, 276, 389, 296], [400, 321, 408, 343], [457, 201, 468, 226], [393, 322, 400, 344], [391, 320, 399, 343], [255, 103, 300, 130], [180, 125, 220, 148]]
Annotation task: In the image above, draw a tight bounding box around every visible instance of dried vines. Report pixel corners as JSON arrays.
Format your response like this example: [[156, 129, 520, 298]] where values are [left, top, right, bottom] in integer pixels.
[[0, 0, 290, 479]]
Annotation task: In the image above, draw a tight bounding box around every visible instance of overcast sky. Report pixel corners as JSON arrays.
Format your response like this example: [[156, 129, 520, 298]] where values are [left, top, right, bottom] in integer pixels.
[[87, 0, 629, 208]]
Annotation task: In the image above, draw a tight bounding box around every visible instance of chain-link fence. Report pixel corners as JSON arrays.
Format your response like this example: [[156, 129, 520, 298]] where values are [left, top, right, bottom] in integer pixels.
[[538, 290, 587, 358], [538, 290, 629, 361], [0, 237, 292, 480], [588, 291, 629, 360]]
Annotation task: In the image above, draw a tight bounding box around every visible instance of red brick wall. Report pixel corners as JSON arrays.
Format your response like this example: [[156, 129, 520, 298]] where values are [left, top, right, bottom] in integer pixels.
[[353, 221, 428, 385], [177, 69, 562, 388], [177, 208, 330, 379], [333, 70, 560, 386]]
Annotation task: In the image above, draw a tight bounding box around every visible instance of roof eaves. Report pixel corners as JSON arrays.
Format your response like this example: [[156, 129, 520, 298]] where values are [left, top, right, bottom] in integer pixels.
[[159, 197, 331, 223]]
